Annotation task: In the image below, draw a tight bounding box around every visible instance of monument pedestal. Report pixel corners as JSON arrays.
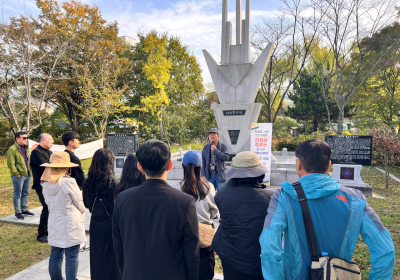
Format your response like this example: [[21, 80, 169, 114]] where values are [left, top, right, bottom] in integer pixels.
[[331, 164, 372, 197], [213, 103, 262, 154]]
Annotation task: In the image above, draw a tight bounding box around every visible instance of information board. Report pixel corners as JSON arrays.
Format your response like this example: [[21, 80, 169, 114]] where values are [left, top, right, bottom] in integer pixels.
[[325, 135, 373, 166], [107, 134, 140, 156], [251, 123, 273, 185]]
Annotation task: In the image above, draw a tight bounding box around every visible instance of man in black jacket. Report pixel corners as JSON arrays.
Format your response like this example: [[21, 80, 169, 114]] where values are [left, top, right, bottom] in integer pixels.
[[62, 131, 85, 189], [30, 133, 53, 243], [113, 140, 199, 280]]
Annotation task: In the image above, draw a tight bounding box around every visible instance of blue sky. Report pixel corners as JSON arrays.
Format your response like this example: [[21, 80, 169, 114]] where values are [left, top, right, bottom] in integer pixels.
[[3, 0, 282, 82]]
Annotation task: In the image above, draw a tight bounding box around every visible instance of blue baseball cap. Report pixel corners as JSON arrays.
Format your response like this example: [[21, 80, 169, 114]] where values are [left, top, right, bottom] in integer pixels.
[[182, 151, 202, 167]]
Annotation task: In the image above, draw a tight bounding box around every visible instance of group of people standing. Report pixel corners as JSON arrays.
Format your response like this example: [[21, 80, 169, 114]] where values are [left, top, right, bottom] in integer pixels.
[[6, 127, 396, 280]]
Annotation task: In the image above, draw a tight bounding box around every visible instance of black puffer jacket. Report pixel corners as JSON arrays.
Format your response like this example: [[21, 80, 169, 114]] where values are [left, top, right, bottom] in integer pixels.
[[212, 180, 274, 277]]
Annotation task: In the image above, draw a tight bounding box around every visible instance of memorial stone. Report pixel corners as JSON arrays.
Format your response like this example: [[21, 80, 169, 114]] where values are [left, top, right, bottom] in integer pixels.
[[107, 133, 140, 179], [325, 135, 373, 196], [325, 135, 372, 166]]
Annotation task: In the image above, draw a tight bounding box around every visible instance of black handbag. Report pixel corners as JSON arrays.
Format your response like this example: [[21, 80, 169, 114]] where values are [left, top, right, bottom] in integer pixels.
[[293, 182, 361, 280]]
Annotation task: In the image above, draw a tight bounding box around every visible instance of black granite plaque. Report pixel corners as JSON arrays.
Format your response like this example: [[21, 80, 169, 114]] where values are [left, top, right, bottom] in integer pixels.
[[107, 134, 140, 156], [325, 135, 373, 166], [228, 130, 240, 145], [223, 110, 246, 116], [340, 167, 355, 180]]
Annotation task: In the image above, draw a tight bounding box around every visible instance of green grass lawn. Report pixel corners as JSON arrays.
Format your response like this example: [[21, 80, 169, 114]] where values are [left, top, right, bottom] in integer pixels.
[[358, 167, 400, 279]]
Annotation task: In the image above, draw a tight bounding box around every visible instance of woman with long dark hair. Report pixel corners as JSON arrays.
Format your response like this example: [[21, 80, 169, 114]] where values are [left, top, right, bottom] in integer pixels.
[[172, 150, 219, 280], [83, 148, 120, 280], [114, 153, 146, 198]]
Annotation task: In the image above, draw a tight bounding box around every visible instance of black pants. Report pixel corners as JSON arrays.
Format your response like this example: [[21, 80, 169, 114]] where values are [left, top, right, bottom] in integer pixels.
[[222, 262, 264, 280], [200, 247, 215, 280], [35, 189, 48, 239]]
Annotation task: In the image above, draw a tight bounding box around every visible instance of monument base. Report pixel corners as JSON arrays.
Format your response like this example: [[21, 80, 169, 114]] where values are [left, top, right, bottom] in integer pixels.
[[114, 156, 127, 179], [331, 164, 372, 197], [213, 103, 262, 154], [341, 183, 373, 197]]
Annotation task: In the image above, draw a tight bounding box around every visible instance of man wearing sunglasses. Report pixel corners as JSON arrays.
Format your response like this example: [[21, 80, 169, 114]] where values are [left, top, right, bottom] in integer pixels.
[[6, 132, 34, 220]]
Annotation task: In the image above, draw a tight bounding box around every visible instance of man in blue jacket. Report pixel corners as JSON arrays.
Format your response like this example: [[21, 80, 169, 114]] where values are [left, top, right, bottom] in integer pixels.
[[260, 139, 395, 280]]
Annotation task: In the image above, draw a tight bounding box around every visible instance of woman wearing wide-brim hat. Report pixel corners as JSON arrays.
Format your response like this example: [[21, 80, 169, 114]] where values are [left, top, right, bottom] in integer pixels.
[[40, 152, 86, 280], [212, 151, 275, 280]]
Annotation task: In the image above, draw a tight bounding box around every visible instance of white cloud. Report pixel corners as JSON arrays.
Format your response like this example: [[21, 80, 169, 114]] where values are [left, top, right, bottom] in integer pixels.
[[111, 0, 277, 81], [1, 0, 277, 82]]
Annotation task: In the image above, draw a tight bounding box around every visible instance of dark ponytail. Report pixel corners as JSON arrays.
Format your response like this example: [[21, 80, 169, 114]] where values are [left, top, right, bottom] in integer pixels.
[[181, 163, 210, 201]]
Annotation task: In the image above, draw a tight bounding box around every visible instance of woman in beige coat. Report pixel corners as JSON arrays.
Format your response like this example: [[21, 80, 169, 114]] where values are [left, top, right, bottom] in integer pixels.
[[41, 152, 86, 280]]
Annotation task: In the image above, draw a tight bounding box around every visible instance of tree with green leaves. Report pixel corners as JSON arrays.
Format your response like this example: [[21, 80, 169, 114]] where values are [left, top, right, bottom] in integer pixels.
[[311, 0, 399, 135], [352, 22, 400, 128], [286, 71, 353, 132]]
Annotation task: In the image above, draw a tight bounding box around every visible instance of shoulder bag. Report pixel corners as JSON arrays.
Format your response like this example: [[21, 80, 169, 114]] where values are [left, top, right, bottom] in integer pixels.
[[292, 181, 361, 280]]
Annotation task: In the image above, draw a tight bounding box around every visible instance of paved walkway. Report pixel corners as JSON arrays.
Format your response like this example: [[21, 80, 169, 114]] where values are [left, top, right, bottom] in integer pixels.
[[375, 167, 400, 183]]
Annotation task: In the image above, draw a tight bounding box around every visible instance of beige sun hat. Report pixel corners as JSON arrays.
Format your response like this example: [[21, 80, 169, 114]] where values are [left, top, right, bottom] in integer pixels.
[[40, 152, 79, 168], [226, 151, 269, 179], [40, 152, 78, 183]]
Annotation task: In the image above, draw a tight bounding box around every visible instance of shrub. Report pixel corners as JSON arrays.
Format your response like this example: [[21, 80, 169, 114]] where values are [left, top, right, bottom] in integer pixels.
[[368, 126, 400, 189], [273, 131, 326, 151], [0, 138, 15, 155], [342, 130, 352, 135]]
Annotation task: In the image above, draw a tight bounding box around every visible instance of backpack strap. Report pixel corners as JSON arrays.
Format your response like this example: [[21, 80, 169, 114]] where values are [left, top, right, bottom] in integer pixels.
[[292, 181, 319, 262]]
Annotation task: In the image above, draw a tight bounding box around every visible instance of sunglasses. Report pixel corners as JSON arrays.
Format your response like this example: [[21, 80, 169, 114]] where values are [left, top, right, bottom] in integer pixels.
[[20, 137, 28, 140]]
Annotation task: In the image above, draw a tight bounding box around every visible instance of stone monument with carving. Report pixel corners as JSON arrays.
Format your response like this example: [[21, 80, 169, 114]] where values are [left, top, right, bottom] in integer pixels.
[[203, 0, 273, 154]]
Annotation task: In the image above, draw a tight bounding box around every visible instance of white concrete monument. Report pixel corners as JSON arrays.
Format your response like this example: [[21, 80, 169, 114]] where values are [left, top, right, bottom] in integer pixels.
[[203, 0, 273, 154]]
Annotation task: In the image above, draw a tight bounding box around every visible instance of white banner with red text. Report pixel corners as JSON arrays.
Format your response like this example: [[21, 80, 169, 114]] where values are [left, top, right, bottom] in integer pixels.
[[251, 123, 273, 185]]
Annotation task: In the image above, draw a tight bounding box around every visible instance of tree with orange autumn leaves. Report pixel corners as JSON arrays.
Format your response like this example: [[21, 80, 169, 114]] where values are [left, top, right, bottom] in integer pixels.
[[36, 0, 132, 137]]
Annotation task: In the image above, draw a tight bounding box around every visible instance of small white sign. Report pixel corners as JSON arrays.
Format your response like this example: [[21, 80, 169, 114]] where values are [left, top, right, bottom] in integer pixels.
[[251, 123, 273, 185]]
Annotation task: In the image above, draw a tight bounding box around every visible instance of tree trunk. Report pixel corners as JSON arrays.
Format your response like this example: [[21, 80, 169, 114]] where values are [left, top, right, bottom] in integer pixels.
[[64, 103, 81, 132], [384, 154, 390, 189], [385, 167, 390, 189], [313, 119, 318, 132], [159, 106, 164, 141], [337, 106, 345, 135], [159, 87, 164, 141]]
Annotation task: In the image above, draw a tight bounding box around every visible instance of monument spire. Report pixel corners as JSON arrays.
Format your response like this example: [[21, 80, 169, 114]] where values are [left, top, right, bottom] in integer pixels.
[[203, 0, 273, 153], [236, 0, 242, 45]]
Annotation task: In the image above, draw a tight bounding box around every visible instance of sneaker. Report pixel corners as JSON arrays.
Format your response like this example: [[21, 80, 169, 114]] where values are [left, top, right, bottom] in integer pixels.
[[80, 244, 90, 252], [15, 213, 24, 220], [37, 236, 48, 243], [22, 210, 34, 216]]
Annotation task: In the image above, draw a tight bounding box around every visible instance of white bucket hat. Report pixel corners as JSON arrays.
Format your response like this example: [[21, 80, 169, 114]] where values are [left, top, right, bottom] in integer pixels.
[[226, 151, 269, 179]]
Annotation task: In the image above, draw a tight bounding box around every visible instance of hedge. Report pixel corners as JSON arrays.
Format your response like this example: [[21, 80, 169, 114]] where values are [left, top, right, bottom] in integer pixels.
[[0, 138, 15, 155]]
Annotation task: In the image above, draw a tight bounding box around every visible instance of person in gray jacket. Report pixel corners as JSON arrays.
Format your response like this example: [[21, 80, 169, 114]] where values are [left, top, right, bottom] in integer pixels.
[[200, 128, 229, 190], [173, 150, 219, 280]]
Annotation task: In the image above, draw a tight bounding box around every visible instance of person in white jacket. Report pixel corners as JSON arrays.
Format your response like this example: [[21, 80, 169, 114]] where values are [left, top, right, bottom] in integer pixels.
[[41, 152, 86, 280]]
